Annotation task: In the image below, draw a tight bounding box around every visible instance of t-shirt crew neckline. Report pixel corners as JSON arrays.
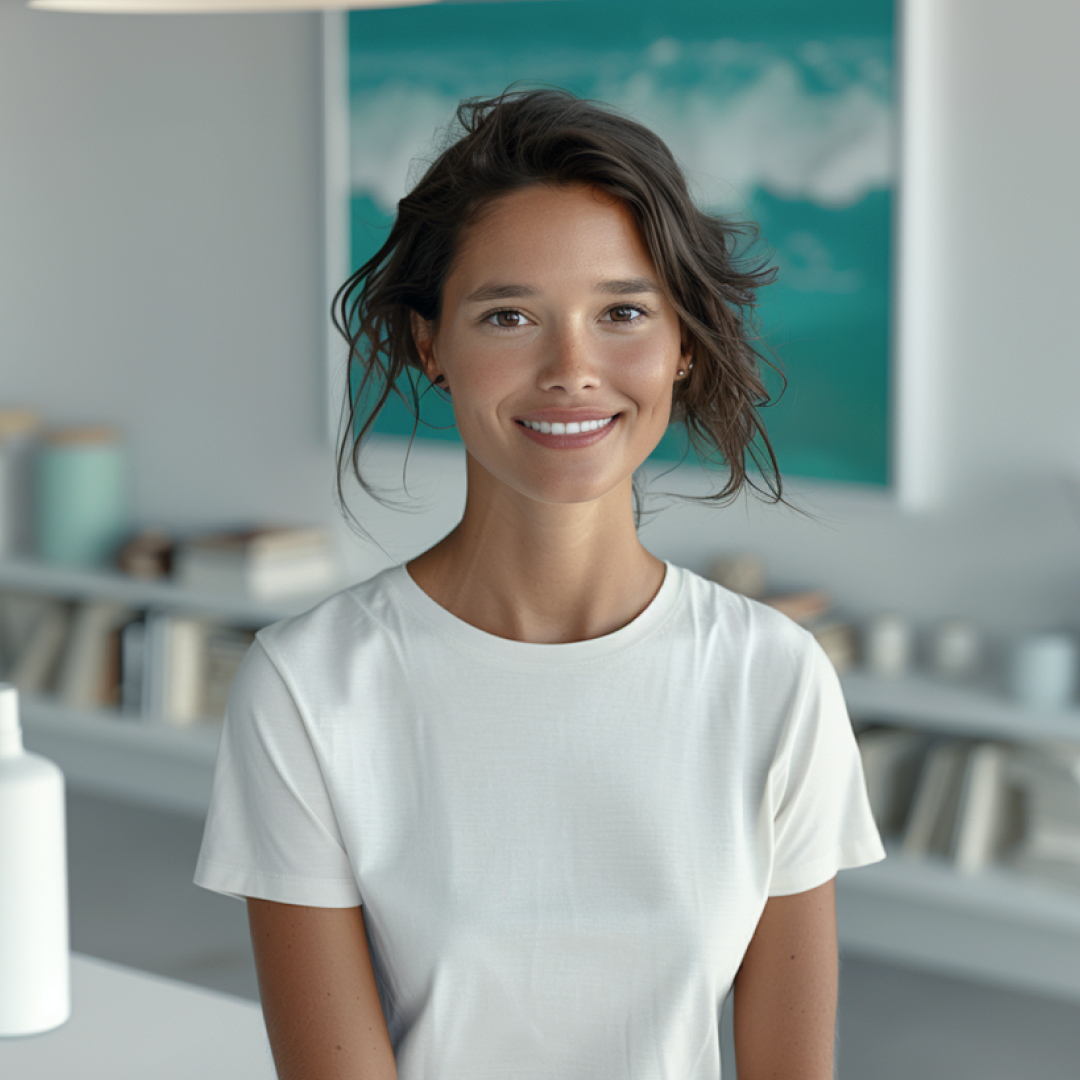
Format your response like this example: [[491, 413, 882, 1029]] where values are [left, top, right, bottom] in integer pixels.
[[385, 560, 684, 667]]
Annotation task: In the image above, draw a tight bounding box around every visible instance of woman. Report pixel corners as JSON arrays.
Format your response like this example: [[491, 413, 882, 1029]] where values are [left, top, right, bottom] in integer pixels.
[[195, 88, 885, 1080]]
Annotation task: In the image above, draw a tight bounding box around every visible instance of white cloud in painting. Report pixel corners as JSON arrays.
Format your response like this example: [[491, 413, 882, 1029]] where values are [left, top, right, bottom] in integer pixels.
[[349, 38, 893, 213], [606, 61, 892, 211], [350, 82, 455, 215]]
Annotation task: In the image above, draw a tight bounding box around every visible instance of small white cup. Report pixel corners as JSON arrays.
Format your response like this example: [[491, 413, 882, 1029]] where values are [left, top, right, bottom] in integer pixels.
[[863, 614, 913, 678], [929, 619, 982, 679], [1008, 632, 1078, 710]]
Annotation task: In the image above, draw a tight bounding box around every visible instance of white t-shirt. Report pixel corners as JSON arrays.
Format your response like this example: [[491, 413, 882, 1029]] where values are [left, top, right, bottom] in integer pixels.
[[194, 561, 885, 1079]]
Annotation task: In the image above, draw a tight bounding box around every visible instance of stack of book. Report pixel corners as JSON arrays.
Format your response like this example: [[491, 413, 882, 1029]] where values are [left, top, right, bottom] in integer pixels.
[[1, 593, 84, 700], [856, 726, 932, 837], [172, 525, 338, 600], [1007, 745, 1080, 890], [856, 727, 1042, 879], [123, 612, 256, 725], [0, 590, 255, 727]]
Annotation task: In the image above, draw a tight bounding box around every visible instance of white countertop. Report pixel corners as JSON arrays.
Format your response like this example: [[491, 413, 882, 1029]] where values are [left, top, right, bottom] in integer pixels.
[[0, 953, 276, 1079]]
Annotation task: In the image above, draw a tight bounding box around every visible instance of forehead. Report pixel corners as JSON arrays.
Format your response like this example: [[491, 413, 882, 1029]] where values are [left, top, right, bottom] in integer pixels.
[[448, 183, 656, 286]]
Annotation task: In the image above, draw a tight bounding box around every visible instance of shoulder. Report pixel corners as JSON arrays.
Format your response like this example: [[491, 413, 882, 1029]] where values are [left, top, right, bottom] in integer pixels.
[[673, 564, 821, 670], [252, 564, 407, 681], [670, 564, 838, 725]]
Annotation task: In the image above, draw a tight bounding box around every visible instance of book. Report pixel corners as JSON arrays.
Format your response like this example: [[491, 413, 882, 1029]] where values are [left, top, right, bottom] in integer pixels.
[[119, 616, 147, 717], [951, 741, 1013, 874], [173, 526, 338, 599], [140, 609, 170, 720], [55, 600, 137, 710], [163, 615, 211, 726], [900, 738, 972, 858], [1, 591, 55, 678], [856, 726, 931, 836], [181, 525, 331, 558], [139, 610, 212, 725], [7, 598, 72, 694]]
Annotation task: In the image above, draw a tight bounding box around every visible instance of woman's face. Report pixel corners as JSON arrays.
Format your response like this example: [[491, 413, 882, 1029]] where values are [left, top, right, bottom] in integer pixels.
[[412, 182, 692, 509]]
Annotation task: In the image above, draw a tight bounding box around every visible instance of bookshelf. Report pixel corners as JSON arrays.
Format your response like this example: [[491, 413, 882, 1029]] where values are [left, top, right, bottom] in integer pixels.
[[838, 675, 1080, 1004], [5, 557, 1080, 1003], [0, 557, 349, 817]]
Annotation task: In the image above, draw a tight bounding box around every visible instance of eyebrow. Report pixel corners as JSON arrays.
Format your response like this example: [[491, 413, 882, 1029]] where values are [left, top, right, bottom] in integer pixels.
[[464, 277, 662, 304]]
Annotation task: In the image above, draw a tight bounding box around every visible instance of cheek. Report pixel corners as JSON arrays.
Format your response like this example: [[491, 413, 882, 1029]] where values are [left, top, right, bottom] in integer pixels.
[[452, 356, 519, 411], [617, 341, 681, 408]]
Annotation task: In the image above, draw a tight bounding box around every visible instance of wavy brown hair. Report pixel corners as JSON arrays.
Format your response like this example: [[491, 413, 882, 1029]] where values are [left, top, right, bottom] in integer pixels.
[[333, 87, 787, 530]]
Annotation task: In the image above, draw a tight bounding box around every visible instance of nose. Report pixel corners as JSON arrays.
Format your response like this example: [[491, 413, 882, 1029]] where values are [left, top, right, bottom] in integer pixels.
[[536, 322, 600, 394]]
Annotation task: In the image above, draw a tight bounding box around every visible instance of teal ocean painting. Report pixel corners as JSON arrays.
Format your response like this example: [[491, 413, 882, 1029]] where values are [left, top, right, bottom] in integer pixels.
[[347, 0, 895, 486]]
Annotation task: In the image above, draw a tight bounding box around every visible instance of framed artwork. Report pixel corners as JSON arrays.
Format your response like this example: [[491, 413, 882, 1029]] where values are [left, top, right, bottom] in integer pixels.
[[324, 0, 935, 505]]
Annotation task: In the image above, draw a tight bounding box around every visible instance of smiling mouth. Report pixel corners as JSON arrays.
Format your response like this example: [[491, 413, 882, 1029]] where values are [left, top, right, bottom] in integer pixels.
[[518, 416, 615, 436]]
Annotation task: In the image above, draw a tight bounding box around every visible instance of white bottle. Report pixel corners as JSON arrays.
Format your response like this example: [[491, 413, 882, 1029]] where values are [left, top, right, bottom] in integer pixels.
[[0, 682, 70, 1036]]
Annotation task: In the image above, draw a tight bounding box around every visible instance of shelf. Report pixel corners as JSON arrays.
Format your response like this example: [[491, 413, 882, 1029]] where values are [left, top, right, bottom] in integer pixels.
[[845, 840, 1080, 931], [841, 670, 1080, 744], [0, 557, 358, 816], [0, 557, 353, 626], [20, 695, 223, 818], [838, 841, 1080, 1004], [9, 557, 1080, 1003]]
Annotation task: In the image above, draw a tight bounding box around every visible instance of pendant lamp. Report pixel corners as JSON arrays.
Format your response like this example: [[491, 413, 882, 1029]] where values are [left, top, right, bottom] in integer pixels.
[[27, 1, 435, 11]]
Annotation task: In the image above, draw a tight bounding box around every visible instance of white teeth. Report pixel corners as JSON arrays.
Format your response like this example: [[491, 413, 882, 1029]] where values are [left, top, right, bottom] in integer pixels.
[[522, 416, 614, 435]]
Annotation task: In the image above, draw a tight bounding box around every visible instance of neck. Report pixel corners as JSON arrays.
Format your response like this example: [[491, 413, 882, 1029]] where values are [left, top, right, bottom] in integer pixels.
[[406, 457, 665, 643]]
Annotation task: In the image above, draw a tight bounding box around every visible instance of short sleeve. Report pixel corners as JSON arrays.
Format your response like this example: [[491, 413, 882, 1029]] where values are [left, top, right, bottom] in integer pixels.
[[767, 637, 886, 896], [193, 637, 363, 907]]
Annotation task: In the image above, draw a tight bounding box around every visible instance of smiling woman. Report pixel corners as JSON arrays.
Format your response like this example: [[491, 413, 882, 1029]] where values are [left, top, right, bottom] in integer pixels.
[[334, 89, 785, 523], [193, 87, 886, 1080]]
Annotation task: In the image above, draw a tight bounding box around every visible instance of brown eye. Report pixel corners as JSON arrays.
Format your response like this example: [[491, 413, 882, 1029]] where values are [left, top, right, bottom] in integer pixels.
[[608, 305, 645, 323], [490, 310, 526, 328]]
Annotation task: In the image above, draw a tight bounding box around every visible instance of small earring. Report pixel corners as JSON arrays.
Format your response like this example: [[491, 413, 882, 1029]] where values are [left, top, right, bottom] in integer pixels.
[[677, 369, 686, 377]]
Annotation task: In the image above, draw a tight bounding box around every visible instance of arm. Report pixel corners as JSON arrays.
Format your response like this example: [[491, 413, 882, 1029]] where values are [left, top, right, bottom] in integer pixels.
[[732, 877, 839, 1080], [247, 898, 398, 1080]]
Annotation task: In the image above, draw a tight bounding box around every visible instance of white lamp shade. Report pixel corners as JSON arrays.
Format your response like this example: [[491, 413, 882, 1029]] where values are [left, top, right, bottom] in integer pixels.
[[28, 0, 434, 11]]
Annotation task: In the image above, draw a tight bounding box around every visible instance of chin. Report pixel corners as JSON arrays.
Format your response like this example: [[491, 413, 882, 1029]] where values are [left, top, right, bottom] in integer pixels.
[[518, 472, 635, 508]]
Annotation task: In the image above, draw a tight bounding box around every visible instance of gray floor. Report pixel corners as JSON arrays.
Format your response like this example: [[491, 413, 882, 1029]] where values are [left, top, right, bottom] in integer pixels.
[[67, 789, 1080, 1078]]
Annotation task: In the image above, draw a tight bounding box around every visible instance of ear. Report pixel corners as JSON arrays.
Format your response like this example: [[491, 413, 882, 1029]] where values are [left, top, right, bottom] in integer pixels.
[[677, 328, 695, 378], [411, 311, 442, 383]]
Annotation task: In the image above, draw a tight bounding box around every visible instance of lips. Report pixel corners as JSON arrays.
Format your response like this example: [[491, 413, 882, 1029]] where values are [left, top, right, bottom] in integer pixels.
[[514, 412, 621, 448], [520, 416, 614, 436]]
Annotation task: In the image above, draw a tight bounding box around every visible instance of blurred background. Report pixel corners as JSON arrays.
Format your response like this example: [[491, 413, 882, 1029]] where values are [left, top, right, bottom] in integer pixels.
[[3, 0, 1080, 1075]]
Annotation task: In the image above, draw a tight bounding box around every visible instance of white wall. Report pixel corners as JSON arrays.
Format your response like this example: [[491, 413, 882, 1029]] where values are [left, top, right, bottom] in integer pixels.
[[3, 0, 1080, 654]]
